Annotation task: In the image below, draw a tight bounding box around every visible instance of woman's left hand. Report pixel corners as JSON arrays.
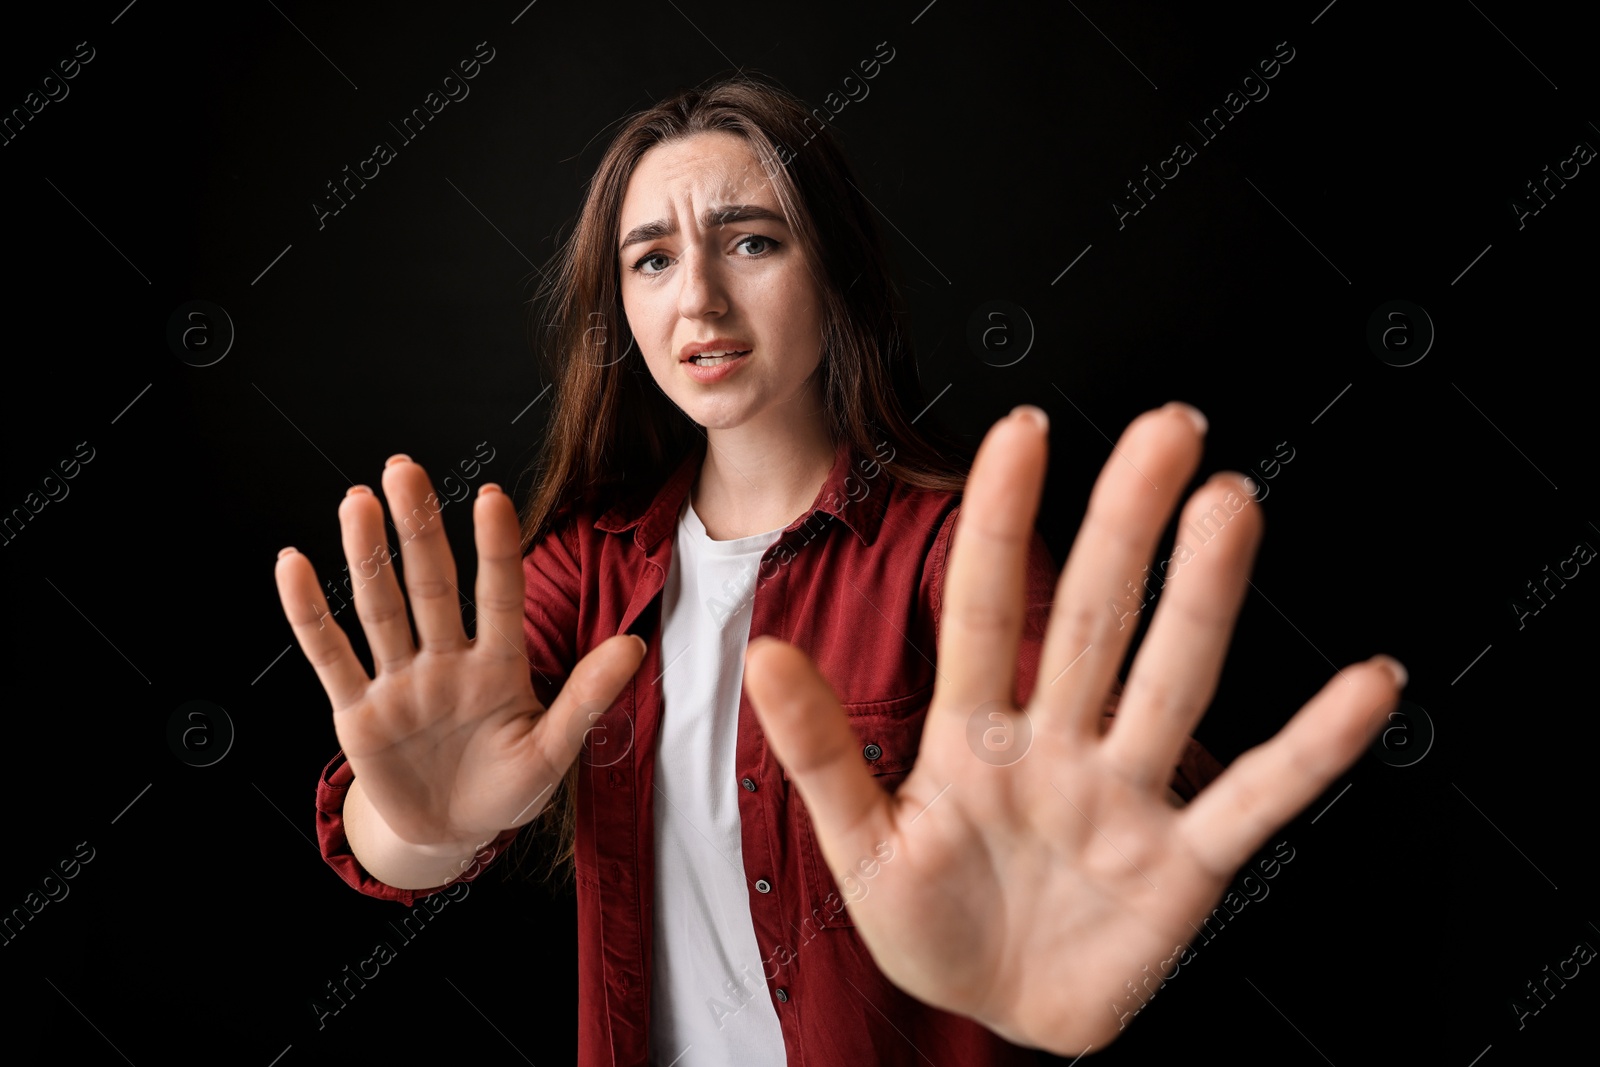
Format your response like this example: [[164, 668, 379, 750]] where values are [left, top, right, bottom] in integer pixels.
[[742, 402, 1405, 1054]]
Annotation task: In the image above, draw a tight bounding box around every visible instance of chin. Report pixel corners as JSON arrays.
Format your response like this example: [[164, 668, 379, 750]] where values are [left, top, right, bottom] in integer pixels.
[[689, 412, 752, 432], [679, 397, 755, 430]]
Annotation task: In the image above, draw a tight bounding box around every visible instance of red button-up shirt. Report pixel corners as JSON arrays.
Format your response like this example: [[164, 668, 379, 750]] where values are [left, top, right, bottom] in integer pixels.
[[315, 435, 1222, 1066]]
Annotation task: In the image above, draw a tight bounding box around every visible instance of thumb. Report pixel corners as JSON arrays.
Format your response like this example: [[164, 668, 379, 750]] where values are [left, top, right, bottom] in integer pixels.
[[744, 636, 893, 865], [542, 633, 649, 774]]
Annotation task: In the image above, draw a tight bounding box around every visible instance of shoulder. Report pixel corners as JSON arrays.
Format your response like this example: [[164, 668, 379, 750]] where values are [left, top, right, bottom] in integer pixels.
[[863, 477, 963, 567], [886, 479, 963, 532], [524, 506, 585, 567], [521, 501, 607, 595], [916, 489, 1060, 628]]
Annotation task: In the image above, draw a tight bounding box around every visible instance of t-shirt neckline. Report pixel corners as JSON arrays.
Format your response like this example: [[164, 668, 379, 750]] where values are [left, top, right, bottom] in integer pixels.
[[679, 495, 788, 553]]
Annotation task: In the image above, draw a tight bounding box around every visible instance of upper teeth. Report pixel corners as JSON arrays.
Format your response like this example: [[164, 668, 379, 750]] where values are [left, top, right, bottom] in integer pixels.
[[694, 350, 744, 361]]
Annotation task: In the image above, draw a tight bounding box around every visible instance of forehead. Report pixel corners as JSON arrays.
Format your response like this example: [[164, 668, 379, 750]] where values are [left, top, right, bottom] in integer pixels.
[[619, 130, 779, 221]]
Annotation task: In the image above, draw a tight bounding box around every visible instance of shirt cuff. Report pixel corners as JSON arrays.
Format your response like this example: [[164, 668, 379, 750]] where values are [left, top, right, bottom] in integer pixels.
[[315, 749, 523, 905]]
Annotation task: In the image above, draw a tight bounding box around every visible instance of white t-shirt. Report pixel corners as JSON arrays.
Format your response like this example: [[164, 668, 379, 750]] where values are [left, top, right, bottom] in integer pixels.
[[648, 495, 789, 1067]]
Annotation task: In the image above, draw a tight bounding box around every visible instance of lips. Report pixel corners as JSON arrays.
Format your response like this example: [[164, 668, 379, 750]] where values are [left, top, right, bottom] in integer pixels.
[[679, 337, 755, 362], [680, 347, 752, 383]]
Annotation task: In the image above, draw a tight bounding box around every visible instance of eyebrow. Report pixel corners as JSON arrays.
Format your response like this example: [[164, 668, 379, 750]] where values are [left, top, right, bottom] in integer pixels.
[[618, 204, 788, 254]]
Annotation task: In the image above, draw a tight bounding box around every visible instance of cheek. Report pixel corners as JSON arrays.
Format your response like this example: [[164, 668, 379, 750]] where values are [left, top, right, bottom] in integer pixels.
[[641, 351, 676, 390], [795, 291, 827, 367], [619, 294, 667, 365], [618, 291, 646, 342], [768, 275, 825, 343]]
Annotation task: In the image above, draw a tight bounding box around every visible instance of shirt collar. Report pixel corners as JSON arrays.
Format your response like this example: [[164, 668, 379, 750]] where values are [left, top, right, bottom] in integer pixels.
[[594, 436, 888, 550]]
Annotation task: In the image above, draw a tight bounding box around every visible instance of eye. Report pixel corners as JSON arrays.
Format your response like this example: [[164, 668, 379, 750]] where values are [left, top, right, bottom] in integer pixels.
[[627, 234, 780, 278], [629, 251, 670, 276], [735, 234, 778, 256]]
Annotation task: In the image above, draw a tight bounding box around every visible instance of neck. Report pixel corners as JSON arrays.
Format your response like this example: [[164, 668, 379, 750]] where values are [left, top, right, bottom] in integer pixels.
[[691, 404, 835, 542]]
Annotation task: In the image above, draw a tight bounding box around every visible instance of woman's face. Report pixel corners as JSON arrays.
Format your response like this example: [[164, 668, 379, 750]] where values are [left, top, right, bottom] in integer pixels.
[[617, 130, 826, 434]]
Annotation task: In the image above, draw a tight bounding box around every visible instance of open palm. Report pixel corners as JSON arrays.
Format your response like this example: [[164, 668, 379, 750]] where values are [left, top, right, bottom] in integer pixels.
[[741, 402, 1404, 1054], [274, 458, 645, 871]]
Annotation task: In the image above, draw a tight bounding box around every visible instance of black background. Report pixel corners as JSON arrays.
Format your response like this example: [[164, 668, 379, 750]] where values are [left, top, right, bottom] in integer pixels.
[[2, 1, 1595, 1064]]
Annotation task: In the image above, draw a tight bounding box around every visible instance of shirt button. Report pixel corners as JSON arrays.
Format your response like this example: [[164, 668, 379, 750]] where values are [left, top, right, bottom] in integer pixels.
[[755, 878, 772, 894], [741, 777, 758, 792], [775, 988, 789, 1003], [863, 743, 882, 761]]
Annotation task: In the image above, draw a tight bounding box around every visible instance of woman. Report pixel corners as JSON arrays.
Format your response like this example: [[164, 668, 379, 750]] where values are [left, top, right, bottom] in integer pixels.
[[275, 73, 1404, 1064]]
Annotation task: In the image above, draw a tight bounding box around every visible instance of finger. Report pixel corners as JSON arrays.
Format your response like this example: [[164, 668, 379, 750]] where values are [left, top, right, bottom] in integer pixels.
[[934, 407, 1049, 716], [1034, 403, 1206, 737], [743, 636, 895, 869], [535, 633, 650, 791], [1177, 656, 1405, 876], [1102, 472, 1262, 786], [381, 456, 468, 654], [273, 547, 370, 710], [470, 483, 528, 661], [339, 479, 414, 672]]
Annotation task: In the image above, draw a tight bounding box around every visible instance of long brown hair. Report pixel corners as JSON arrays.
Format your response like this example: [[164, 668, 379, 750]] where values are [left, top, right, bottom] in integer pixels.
[[512, 70, 973, 887]]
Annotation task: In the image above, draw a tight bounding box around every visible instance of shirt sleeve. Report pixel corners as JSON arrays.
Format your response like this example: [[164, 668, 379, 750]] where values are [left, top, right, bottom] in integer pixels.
[[313, 512, 588, 902], [314, 752, 524, 905], [521, 512, 585, 710], [923, 504, 1223, 801]]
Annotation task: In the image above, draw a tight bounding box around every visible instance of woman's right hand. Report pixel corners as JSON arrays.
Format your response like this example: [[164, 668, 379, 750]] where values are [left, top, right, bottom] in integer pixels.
[[273, 454, 646, 863]]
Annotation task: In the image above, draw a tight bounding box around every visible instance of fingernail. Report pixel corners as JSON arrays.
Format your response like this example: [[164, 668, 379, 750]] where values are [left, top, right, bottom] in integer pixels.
[[346, 484, 372, 496], [630, 634, 648, 656], [1167, 402, 1208, 435], [1009, 404, 1049, 432], [1372, 655, 1408, 689], [1213, 471, 1255, 497], [385, 453, 411, 468], [477, 482, 502, 497], [277, 546, 298, 559]]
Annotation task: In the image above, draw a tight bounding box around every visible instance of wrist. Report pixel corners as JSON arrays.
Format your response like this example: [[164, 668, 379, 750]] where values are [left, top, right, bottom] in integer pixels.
[[345, 779, 494, 889]]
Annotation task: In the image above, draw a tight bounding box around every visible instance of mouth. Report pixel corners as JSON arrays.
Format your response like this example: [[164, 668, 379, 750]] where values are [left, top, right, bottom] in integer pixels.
[[685, 349, 750, 366]]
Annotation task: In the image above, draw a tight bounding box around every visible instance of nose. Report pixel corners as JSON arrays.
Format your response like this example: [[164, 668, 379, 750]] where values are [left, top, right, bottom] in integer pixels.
[[676, 242, 728, 321]]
